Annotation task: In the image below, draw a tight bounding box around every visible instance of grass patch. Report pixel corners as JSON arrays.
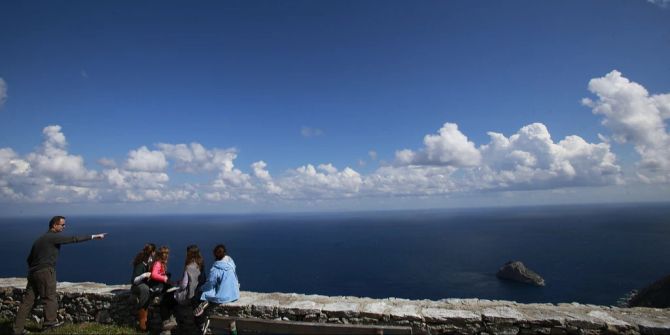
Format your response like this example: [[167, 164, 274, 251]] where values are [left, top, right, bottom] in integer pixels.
[[1, 317, 142, 334]]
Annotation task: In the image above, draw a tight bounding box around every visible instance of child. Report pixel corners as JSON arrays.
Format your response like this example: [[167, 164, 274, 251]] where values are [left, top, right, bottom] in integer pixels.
[[193, 244, 240, 333], [130, 243, 156, 331], [159, 245, 205, 331]]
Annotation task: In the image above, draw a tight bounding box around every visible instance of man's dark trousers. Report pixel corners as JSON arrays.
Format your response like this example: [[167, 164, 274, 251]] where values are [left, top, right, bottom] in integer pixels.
[[13, 267, 57, 333]]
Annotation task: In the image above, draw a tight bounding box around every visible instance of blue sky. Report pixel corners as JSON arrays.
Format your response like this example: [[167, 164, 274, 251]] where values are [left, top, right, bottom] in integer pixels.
[[1, 0, 669, 215]]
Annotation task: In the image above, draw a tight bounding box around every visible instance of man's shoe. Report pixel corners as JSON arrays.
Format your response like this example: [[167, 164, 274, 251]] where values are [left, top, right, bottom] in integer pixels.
[[193, 301, 209, 317], [201, 318, 210, 335], [42, 320, 64, 330], [161, 317, 177, 330], [13, 329, 30, 335]]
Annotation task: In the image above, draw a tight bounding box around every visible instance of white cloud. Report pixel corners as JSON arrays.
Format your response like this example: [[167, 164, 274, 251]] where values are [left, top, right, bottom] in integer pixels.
[[122, 188, 192, 202], [157, 142, 241, 173], [125, 146, 168, 172], [0, 120, 627, 206], [583, 70, 670, 182], [0, 148, 30, 176], [364, 122, 621, 197], [647, 0, 670, 8], [26, 125, 98, 181], [213, 168, 253, 189], [301, 126, 324, 138], [251, 161, 282, 195], [368, 150, 378, 161], [278, 164, 362, 199], [0, 78, 7, 108], [103, 168, 169, 189], [474, 123, 621, 190], [395, 122, 481, 167], [0, 126, 100, 202], [365, 165, 458, 196], [251, 161, 271, 181]]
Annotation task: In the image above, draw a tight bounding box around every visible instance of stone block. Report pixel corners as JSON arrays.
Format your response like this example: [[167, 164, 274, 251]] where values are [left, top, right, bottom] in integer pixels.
[[587, 310, 631, 328], [360, 301, 389, 319], [482, 306, 525, 323], [284, 300, 321, 315], [638, 320, 670, 335], [250, 299, 279, 317], [389, 304, 423, 321], [322, 302, 359, 318], [422, 307, 481, 324], [565, 316, 605, 330], [486, 325, 519, 335]]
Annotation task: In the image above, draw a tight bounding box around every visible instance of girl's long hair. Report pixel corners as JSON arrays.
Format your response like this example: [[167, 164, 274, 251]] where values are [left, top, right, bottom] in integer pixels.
[[155, 246, 170, 272], [185, 244, 204, 271], [132, 243, 156, 266]]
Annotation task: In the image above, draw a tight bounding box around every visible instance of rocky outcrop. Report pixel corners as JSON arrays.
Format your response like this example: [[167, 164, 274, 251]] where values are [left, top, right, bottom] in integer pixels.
[[628, 274, 670, 308], [496, 261, 546, 287], [2, 277, 670, 335]]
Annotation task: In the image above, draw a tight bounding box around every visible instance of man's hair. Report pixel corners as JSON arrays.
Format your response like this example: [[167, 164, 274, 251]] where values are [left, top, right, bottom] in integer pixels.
[[213, 244, 227, 260], [49, 216, 66, 228]]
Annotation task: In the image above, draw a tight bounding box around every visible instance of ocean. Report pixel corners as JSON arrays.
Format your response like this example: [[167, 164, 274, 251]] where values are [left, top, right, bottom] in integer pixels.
[[1, 203, 668, 306]]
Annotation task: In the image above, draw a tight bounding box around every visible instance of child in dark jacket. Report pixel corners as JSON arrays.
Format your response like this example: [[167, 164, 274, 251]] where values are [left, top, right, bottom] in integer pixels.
[[130, 243, 156, 331]]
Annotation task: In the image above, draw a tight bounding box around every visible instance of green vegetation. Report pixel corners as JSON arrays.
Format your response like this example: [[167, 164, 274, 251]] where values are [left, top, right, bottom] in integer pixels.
[[0, 317, 142, 334]]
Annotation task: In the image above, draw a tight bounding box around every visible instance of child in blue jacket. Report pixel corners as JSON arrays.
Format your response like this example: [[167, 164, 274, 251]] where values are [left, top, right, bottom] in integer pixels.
[[194, 244, 240, 318]]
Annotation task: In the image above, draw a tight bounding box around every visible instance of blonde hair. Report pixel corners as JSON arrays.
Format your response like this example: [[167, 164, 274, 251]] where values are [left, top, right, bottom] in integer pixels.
[[155, 246, 170, 271]]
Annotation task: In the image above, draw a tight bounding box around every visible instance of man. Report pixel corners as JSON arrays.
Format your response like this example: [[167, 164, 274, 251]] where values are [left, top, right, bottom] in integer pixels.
[[12, 216, 107, 335]]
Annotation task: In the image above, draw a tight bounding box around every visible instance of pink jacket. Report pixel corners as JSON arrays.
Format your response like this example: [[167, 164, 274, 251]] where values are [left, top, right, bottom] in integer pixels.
[[150, 261, 168, 283]]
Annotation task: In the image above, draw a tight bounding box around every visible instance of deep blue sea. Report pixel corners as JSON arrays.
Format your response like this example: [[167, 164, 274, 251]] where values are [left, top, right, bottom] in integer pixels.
[[1, 203, 669, 306]]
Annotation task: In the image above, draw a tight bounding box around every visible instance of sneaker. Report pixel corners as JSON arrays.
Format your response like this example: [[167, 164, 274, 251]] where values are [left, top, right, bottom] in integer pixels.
[[42, 320, 64, 330], [162, 317, 177, 330], [193, 301, 209, 317], [12, 329, 30, 335], [201, 318, 210, 335]]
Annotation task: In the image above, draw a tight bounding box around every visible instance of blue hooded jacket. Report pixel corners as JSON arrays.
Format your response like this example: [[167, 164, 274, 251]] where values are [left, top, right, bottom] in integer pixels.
[[200, 256, 240, 304]]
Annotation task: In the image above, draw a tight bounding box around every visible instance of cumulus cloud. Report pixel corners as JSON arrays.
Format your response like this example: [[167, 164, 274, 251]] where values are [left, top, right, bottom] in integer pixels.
[[395, 123, 481, 167], [103, 168, 169, 189], [0, 148, 30, 176], [583, 70, 670, 182], [473, 123, 621, 190], [157, 143, 237, 173], [368, 122, 621, 197], [0, 78, 7, 109], [251, 161, 282, 195], [125, 146, 168, 172], [1, 126, 100, 202], [365, 165, 459, 196], [278, 164, 362, 199], [26, 126, 98, 182]]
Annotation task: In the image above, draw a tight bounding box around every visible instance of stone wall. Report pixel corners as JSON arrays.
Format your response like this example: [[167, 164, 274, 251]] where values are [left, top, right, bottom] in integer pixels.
[[1, 278, 669, 335]]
